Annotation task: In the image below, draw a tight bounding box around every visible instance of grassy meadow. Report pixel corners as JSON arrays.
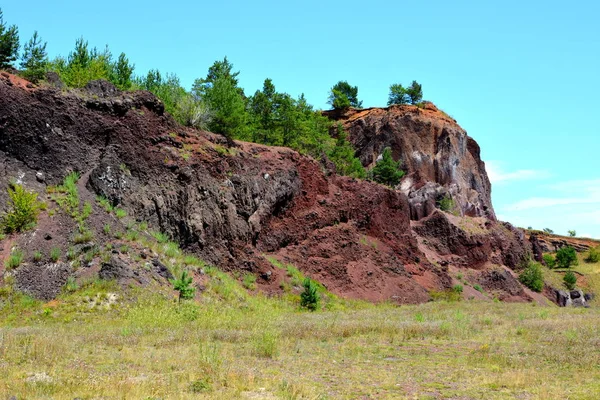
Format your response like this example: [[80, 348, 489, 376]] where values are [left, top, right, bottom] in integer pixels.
[[1, 272, 600, 399]]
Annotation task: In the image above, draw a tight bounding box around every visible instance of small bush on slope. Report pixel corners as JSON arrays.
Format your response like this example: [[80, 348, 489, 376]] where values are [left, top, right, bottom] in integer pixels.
[[300, 278, 320, 311], [2, 182, 42, 233], [556, 246, 578, 269], [519, 261, 544, 292], [563, 271, 577, 290]]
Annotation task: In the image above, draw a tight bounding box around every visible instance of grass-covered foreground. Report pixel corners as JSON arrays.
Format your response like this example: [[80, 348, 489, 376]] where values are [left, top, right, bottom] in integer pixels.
[[1, 277, 600, 400]]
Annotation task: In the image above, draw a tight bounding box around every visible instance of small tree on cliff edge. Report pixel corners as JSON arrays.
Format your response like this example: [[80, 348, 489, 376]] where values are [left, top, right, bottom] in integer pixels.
[[388, 80, 423, 106], [328, 80, 362, 110], [0, 8, 20, 69]]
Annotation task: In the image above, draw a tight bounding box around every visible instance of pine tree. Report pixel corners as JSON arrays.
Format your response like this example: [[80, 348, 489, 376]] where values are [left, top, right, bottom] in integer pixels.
[[20, 31, 47, 83], [172, 270, 195, 302], [300, 278, 319, 311], [111, 52, 134, 90], [371, 147, 405, 187], [0, 8, 19, 69], [192, 57, 248, 141], [328, 81, 362, 109], [327, 125, 366, 179], [388, 83, 408, 105], [406, 80, 423, 105]]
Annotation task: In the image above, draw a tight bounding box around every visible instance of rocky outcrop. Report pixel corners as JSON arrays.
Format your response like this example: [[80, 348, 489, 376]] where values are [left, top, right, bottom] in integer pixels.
[[555, 289, 590, 308], [528, 231, 597, 253], [327, 103, 495, 221]]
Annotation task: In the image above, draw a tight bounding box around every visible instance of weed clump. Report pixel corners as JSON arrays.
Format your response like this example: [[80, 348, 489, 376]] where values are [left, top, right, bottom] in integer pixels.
[[5, 248, 24, 270], [2, 182, 43, 233]]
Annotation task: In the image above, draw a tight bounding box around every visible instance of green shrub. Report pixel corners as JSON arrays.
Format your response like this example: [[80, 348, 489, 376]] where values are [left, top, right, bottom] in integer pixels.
[[54, 172, 80, 211], [518, 262, 544, 292], [5, 249, 24, 270], [563, 271, 577, 290], [371, 147, 405, 187], [2, 182, 42, 233], [74, 229, 94, 244], [556, 246, 578, 269], [97, 196, 114, 213], [115, 208, 127, 219], [437, 195, 455, 212], [585, 247, 599, 263], [452, 284, 463, 294], [172, 270, 195, 301], [300, 278, 320, 311], [543, 254, 556, 268]]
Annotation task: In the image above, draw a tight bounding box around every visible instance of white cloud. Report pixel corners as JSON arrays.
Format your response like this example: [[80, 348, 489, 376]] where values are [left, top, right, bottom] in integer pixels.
[[503, 178, 600, 211], [497, 178, 600, 238], [486, 161, 550, 184]]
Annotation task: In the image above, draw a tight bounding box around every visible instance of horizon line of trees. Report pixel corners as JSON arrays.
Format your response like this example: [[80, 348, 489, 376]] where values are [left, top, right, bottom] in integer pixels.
[[0, 7, 408, 187]]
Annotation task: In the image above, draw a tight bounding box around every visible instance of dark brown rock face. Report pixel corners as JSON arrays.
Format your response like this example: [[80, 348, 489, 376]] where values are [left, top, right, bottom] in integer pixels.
[[327, 104, 495, 221]]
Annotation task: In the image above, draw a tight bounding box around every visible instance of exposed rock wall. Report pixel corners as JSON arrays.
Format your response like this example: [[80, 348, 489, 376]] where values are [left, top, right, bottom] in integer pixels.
[[327, 103, 495, 221]]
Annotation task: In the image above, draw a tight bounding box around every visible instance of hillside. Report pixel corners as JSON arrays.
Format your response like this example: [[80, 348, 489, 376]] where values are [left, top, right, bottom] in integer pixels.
[[0, 72, 545, 304]]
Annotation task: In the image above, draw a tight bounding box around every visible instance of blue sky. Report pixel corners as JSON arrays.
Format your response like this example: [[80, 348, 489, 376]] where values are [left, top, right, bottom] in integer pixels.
[[4, 1, 599, 237]]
